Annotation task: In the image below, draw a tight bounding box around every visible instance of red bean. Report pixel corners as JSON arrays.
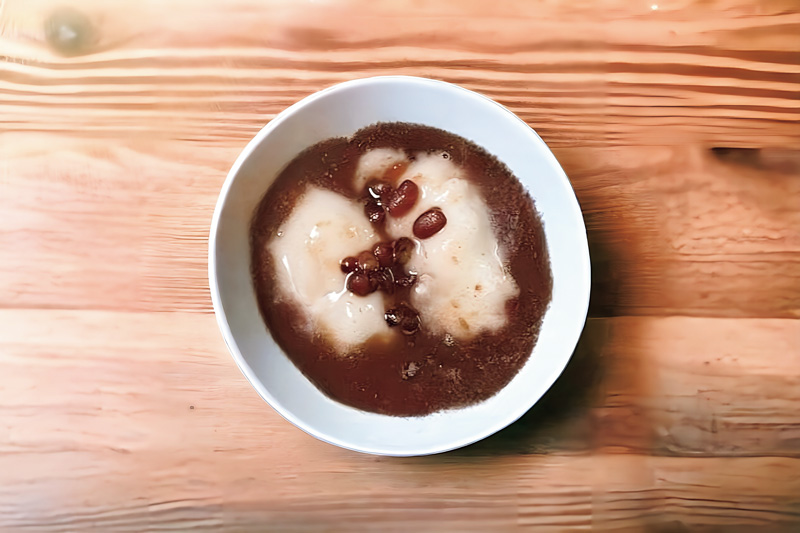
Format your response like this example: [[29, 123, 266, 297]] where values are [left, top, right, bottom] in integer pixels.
[[413, 207, 447, 239], [369, 268, 395, 294], [367, 180, 391, 200], [384, 304, 420, 335], [384, 309, 401, 327], [393, 237, 414, 265], [364, 199, 385, 225], [347, 272, 374, 296], [340, 256, 359, 274], [383, 180, 419, 217], [357, 250, 379, 271], [395, 272, 417, 288], [401, 309, 421, 335], [372, 242, 395, 267], [401, 361, 419, 380]]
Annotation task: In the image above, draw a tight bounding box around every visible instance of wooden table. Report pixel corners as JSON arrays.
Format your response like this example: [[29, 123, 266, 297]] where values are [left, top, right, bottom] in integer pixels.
[[2, 0, 799, 530]]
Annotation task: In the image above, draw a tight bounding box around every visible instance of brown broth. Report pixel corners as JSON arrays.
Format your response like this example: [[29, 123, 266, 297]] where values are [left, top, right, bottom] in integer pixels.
[[250, 123, 552, 416]]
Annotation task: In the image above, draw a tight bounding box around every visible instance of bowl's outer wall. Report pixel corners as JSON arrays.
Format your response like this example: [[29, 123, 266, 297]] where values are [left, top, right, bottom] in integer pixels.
[[209, 77, 590, 456]]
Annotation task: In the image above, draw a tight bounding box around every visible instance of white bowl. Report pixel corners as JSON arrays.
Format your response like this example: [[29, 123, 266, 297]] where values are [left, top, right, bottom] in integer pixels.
[[209, 76, 590, 456]]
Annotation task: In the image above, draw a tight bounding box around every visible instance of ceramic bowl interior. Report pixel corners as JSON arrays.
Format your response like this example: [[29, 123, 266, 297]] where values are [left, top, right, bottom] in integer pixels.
[[209, 76, 590, 456]]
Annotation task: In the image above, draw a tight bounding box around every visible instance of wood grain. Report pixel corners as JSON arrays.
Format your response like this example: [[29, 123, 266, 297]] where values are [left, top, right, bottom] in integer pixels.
[[1, 0, 799, 147], [1, 0, 799, 530], [1, 311, 799, 530]]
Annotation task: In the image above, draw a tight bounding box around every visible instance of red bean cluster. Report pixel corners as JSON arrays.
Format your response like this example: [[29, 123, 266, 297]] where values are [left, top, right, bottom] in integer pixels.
[[364, 176, 448, 240], [341, 166, 452, 336], [340, 238, 417, 298]]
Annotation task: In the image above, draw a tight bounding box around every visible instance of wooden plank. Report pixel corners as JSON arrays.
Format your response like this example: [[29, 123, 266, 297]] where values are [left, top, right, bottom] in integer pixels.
[[562, 145, 800, 318], [1, 0, 798, 147], [459, 316, 800, 457], [601, 317, 800, 456], [0, 310, 797, 463]]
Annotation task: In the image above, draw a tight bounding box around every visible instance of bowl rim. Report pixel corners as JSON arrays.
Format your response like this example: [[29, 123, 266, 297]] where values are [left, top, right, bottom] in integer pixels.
[[208, 75, 591, 456]]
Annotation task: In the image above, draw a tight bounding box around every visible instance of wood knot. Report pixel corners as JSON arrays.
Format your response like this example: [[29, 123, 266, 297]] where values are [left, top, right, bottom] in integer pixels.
[[45, 7, 96, 56]]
